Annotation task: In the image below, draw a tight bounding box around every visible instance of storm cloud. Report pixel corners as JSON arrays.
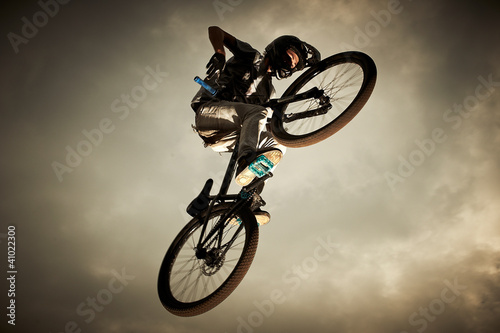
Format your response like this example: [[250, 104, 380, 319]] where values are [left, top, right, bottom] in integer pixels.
[[1, 0, 499, 332]]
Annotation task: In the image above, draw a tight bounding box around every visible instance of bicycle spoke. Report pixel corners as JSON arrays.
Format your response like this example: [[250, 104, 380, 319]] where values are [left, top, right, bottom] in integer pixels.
[[282, 61, 364, 136], [173, 258, 199, 298], [168, 208, 250, 304]]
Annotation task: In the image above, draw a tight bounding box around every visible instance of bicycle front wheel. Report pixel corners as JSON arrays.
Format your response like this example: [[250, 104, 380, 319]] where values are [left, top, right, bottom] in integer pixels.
[[158, 203, 259, 317], [270, 51, 377, 147]]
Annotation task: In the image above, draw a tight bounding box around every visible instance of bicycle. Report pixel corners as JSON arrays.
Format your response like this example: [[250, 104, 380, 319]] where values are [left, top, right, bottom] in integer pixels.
[[157, 51, 377, 316]]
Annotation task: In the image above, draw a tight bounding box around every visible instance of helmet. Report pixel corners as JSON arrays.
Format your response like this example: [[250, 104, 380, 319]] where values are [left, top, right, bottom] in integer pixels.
[[264, 35, 321, 79]]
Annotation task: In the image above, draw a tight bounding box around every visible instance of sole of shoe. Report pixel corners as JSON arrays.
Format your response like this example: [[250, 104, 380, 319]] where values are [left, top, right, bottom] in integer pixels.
[[228, 213, 270, 226], [255, 212, 270, 226], [235, 150, 283, 186]]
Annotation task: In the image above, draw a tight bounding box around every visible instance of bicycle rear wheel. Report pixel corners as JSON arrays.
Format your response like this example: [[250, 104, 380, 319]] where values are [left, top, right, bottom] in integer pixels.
[[158, 203, 258, 316], [270, 51, 377, 147]]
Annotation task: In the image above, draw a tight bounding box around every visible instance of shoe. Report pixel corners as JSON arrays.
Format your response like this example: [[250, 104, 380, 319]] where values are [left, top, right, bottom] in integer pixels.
[[235, 149, 283, 186], [228, 209, 271, 226], [235, 154, 252, 183], [254, 208, 270, 226]]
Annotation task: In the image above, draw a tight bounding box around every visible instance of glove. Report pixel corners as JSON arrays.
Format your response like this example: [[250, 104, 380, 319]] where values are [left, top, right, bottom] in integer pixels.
[[206, 52, 225, 79]]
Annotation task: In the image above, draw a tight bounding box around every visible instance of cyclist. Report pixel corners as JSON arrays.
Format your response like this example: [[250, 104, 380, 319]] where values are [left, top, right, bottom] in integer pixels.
[[191, 26, 320, 224]]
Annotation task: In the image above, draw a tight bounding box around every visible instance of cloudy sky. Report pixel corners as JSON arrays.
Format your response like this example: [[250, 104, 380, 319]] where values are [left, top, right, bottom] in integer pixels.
[[1, 0, 500, 332]]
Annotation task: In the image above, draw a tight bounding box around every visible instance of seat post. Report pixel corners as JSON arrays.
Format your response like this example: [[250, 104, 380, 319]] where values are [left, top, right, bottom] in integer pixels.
[[218, 143, 239, 196]]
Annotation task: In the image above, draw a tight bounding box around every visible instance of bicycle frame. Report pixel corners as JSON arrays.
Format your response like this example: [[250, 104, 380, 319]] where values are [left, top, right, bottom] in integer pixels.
[[194, 76, 328, 123], [188, 81, 328, 257], [192, 142, 272, 260], [160, 51, 377, 316]]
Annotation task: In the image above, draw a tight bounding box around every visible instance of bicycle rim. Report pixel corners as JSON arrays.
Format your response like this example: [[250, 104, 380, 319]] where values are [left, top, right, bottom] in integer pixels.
[[271, 51, 376, 147], [158, 203, 258, 316]]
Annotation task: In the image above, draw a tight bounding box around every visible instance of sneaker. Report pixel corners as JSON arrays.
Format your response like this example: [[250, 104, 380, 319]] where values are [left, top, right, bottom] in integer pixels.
[[228, 209, 271, 226], [235, 149, 283, 186], [254, 208, 271, 226]]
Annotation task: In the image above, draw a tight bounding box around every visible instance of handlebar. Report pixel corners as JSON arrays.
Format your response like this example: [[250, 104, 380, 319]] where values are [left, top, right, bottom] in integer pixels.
[[194, 76, 218, 96]]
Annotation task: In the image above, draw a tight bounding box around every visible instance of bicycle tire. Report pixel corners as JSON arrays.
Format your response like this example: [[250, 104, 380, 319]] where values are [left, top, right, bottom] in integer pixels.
[[158, 203, 259, 316], [270, 51, 377, 147]]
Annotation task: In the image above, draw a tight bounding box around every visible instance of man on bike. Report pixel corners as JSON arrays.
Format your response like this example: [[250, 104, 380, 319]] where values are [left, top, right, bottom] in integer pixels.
[[191, 26, 320, 224]]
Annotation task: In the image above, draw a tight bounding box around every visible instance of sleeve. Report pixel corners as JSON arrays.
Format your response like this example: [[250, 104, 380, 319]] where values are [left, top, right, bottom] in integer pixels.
[[227, 38, 260, 61]]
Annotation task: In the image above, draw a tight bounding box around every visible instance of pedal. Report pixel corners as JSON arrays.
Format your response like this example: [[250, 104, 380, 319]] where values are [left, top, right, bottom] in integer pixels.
[[236, 150, 281, 187], [249, 155, 275, 177], [228, 217, 242, 226]]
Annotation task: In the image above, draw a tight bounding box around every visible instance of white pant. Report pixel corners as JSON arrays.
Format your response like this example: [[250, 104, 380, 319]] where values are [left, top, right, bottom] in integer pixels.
[[194, 101, 286, 159]]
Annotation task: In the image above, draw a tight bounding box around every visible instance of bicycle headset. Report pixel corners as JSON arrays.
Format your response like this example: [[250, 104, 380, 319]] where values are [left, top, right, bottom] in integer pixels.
[[264, 35, 321, 79]]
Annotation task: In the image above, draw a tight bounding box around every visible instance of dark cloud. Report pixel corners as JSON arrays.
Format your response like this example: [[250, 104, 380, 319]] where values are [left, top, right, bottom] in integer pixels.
[[1, 0, 499, 332]]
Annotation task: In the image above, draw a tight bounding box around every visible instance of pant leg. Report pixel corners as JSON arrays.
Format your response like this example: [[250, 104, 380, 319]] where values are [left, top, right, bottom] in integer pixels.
[[195, 101, 277, 160], [234, 103, 268, 159], [257, 130, 287, 156]]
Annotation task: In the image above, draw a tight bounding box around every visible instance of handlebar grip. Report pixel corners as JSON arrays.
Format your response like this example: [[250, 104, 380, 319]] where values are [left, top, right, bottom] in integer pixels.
[[194, 76, 218, 96]]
